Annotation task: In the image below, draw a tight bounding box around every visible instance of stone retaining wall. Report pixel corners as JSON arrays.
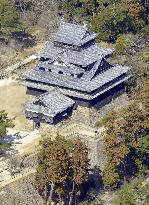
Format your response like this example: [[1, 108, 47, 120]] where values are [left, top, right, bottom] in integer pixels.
[[0, 173, 43, 205], [70, 93, 129, 126]]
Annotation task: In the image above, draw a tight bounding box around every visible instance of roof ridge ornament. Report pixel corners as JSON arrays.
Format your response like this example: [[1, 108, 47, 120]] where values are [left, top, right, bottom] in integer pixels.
[[60, 16, 65, 26], [83, 20, 88, 30]]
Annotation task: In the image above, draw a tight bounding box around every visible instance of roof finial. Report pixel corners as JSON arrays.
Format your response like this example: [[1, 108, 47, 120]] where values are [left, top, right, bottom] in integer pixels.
[[60, 16, 65, 26], [83, 20, 88, 30]]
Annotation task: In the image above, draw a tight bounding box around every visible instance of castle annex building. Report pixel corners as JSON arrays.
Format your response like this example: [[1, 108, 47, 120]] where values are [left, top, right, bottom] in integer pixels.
[[22, 19, 131, 125]]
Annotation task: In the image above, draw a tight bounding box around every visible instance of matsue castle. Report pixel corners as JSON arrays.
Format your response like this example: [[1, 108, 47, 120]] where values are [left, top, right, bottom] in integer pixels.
[[22, 18, 131, 126]]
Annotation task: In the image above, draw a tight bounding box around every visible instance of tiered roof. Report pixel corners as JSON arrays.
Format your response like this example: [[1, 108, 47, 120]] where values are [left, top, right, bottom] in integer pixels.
[[53, 18, 97, 46], [23, 65, 130, 93], [40, 42, 113, 66], [23, 19, 131, 122], [38, 61, 84, 75]]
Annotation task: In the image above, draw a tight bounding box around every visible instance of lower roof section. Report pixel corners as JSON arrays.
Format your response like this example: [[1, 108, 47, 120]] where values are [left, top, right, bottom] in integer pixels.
[[24, 90, 75, 118], [24, 74, 131, 101], [22, 65, 130, 93]]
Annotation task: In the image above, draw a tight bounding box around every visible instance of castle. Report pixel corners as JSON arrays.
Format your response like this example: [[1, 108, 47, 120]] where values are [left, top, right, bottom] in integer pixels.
[[22, 19, 131, 127]]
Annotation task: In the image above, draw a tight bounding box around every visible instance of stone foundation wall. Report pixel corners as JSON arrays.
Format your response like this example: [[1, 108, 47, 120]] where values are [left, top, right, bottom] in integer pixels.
[[61, 125, 105, 171], [70, 92, 129, 126]]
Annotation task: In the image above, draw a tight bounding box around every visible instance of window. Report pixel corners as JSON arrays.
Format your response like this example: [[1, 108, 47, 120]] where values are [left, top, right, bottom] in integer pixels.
[[58, 71, 63, 74], [77, 73, 83, 78], [40, 67, 45, 71], [54, 41, 59, 47], [40, 57, 50, 61]]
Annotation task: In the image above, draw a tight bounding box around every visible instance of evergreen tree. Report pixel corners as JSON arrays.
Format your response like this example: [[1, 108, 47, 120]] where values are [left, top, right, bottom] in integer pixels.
[[35, 137, 90, 205], [35, 136, 70, 205], [112, 179, 149, 205], [102, 111, 129, 188], [0, 110, 14, 138], [103, 162, 119, 188], [35, 138, 52, 205], [69, 139, 90, 205], [47, 136, 70, 205], [136, 134, 149, 176], [0, 110, 14, 151], [101, 101, 148, 188]]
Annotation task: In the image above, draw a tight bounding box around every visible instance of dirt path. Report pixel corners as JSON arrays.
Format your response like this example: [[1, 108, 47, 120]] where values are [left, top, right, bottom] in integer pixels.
[[5, 128, 41, 155], [0, 128, 40, 188], [59, 123, 105, 138]]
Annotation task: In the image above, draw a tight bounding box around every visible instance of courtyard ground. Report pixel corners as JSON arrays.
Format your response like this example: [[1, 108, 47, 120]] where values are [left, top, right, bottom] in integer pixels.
[[0, 79, 32, 130]]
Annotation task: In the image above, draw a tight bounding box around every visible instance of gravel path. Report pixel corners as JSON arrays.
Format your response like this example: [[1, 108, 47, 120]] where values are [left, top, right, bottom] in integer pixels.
[[2, 128, 41, 155], [0, 128, 41, 188]]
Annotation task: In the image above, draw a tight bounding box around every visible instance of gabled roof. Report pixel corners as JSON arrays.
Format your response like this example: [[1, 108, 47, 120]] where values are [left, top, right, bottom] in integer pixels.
[[81, 61, 102, 80], [40, 42, 113, 67], [25, 90, 75, 117], [53, 20, 87, 45]]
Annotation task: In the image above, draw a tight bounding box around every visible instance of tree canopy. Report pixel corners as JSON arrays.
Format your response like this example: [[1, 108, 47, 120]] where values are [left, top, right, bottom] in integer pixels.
[[101, 80, 149, 188], [0, 110, 14, 152], [60, 0, 148, 41], [35, 136, 90, 205], [0, 0, 23, 39], [0, 110, 14, 138]]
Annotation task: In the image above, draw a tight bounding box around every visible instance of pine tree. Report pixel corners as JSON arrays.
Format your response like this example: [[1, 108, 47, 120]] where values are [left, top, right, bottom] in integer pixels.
[[47, 136, 70, 205], [103, 162, 119, 189], [35, 137, 90, 204], [136, 134, 149, 176], [0, 110, 14, 138], [0, 110, 14, 151], [102, 100, 149, 188], [102, 111, 129, 188], [134, 80, 149, 111]]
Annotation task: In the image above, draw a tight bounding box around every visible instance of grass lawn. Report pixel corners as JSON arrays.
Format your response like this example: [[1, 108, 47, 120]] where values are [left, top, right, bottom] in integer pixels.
[[0, 82, 31, 130]]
